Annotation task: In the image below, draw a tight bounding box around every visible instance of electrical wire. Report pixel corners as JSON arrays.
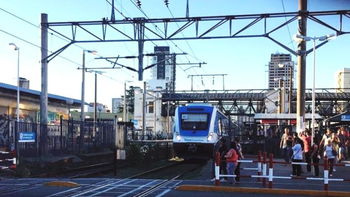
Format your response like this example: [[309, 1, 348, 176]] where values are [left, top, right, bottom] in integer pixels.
[[0, 6, 127, 84], [0, 28, 81, 66], [281, 0, 296, 52]]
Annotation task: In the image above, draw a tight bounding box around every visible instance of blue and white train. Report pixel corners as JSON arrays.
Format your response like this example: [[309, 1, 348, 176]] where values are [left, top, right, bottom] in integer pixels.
[[173, 103, 229, 159]]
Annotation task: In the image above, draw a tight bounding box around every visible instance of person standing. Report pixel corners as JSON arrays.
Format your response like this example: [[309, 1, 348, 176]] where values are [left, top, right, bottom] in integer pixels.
[[319, 128, 332, 159], [280, 128, 293, 165], [218, 138, 228, 181], [225, 141, 238, 184], [324, 139, 336, 177], [298, 129, 311, 172], [291, 138, 303, 177], [310, 137, 320, 177], [234, 137, 244, 184]]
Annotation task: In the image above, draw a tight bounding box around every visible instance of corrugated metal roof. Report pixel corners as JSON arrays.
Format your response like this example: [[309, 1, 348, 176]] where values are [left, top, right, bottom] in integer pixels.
[[0, 82, 83, 105]]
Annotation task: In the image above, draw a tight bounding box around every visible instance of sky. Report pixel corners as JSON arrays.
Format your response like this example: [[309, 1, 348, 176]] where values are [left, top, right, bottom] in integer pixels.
[[0, 0, 349, 110]]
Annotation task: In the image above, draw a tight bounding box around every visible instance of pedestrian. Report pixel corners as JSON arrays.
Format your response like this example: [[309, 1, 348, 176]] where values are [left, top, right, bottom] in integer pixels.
[[298, 129, 311, 172], [225, 141, 238, 184], [337, 128, 345, 162], [324, 139, 336, 177], [291, 138, 303, 177], [331, 132, 340, 171], [218, 138, 228, 181], [280, 128, 293, 165], [310, 137, 320, 177], [234, 137, 244, 184], [319, 128, 332, 159]]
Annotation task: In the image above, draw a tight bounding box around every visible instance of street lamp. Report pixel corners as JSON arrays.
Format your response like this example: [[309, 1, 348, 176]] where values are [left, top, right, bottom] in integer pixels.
[[9, 43, 20, 124], [9, 43, 19, 153], [80, 49, 97, 151], [123, 80, 133, 122], [293, 34, 336, 143], [88, 70, 105, 138]]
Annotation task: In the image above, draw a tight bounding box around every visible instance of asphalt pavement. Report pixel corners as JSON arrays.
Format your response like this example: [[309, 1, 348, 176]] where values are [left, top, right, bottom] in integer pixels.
[[1, 155, 350, 197]]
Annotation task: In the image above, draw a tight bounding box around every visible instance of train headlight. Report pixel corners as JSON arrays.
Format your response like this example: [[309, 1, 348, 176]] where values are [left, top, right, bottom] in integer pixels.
[[207, 132, 213, 141], [176, 132, 181, 141]]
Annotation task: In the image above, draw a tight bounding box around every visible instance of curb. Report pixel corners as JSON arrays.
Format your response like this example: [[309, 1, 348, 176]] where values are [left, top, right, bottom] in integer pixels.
[[44, 181, 79, 187], [176, 185, 350, 197]]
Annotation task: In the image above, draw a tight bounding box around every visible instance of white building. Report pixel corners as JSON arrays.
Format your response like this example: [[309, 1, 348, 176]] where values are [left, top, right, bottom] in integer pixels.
[[335, 68, 350, 92], [133, 86, 173, 138]]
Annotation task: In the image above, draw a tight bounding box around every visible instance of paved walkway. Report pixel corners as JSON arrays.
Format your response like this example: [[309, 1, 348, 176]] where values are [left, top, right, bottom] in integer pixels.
[[181, 154, 350, 196]]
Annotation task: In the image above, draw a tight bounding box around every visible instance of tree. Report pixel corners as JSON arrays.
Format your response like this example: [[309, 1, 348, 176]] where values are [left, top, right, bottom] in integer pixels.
[[118, 86, 135, 114]]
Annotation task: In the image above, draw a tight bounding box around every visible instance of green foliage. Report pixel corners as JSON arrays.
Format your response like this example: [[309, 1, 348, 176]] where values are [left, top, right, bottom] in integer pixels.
[[117, 86, 135, 114], [128, 143, 155, 167]]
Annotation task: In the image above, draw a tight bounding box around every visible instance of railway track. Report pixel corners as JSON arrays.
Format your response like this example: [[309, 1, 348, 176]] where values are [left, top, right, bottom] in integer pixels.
[[131, 159, 208, 197]]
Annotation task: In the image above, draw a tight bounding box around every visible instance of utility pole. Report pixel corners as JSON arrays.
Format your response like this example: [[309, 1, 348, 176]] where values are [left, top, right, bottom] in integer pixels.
[[296, 0, 307, 133], [40, 13, 48, 156]]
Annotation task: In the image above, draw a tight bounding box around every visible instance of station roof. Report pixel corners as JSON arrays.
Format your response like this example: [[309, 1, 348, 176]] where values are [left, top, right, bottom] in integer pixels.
[[254, 113, 323, 120], [254, 113, 323, 124], [0, 82, 82, 107], [325, 111, 350, 122]]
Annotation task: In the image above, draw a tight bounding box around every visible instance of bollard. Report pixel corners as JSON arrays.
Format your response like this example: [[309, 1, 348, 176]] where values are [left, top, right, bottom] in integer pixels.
[[113, 148, 117, 176], [269, 153, 274, 189], [262, 151, 267, 187], [258, 150, 262, 182], [324, 156, 328, 191], [215, 151, 220, 186]]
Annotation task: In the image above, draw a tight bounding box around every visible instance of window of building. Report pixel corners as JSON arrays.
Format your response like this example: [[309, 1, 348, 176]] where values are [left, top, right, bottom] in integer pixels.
[[148, 101, 154, 113]]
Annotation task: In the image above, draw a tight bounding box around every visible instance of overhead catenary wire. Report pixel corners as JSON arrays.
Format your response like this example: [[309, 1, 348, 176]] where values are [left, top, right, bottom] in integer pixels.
[[0, 7, 127, 84]]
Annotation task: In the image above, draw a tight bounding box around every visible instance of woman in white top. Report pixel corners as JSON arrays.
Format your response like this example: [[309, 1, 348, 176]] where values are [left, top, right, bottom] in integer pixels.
[[324, 139, 336, 176], [291, 138, 303, 177]]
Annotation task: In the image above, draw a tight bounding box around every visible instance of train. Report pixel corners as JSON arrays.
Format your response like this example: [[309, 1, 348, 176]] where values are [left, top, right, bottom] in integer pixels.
[[173, 103, 230, 159]]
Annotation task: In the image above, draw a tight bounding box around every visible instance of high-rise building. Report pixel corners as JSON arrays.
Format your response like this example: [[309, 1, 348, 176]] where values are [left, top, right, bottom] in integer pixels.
[[112, 98, 123, 113], [268, 53, 294, 89], [148, 46, 176, 92], [335, 68, 350, 93]]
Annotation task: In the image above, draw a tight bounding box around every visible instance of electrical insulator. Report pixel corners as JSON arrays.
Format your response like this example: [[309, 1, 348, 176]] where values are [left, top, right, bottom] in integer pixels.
[[137, 0, 141, 7], [164, 0, 169, 7]]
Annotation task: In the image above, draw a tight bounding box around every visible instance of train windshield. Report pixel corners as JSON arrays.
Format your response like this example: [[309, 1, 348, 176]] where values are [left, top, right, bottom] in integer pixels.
[[180, 113, 209, 130]]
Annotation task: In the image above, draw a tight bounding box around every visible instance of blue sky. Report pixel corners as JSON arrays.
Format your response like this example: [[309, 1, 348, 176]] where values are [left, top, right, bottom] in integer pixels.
[[0, 0, 349, 109]]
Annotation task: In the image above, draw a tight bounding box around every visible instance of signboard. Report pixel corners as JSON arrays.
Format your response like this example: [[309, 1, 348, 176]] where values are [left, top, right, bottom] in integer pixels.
[[18, 132, 35, 143], [131, 119, 138, 125], [341, 115, 350, 121]]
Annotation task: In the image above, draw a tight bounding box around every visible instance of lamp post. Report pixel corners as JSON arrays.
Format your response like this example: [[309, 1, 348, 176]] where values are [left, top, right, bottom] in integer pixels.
[[80, 49, 97, 152], [88, 70, 105, 139], [123, 80, 133, 122], [293, 34, 336, 144], [9, 43, 19, 152]]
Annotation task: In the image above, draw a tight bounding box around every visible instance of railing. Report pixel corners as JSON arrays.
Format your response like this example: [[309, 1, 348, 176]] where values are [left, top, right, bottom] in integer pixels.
[[0, 150, 16, 170], [214, 151, 350, 191]]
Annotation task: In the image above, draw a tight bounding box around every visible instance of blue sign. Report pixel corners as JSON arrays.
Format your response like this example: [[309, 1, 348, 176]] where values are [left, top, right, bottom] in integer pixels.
[[341, 115, 350, 121], [18, 132, 35, 143], [131, 119, 138, 125]]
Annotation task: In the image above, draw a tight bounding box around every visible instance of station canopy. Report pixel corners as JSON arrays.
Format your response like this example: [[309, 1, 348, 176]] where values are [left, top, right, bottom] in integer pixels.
[[324, 111, 350, 123], [254, 113, 323, 124]]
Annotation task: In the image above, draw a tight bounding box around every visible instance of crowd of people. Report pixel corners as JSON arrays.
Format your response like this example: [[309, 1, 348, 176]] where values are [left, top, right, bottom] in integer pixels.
[[217, 126, 349, 184], [279, 126, 350, 177]]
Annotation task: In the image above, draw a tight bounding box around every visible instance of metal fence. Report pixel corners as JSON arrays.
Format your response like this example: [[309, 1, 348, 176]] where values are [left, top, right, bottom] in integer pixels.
[[0, 117, 116, 158]]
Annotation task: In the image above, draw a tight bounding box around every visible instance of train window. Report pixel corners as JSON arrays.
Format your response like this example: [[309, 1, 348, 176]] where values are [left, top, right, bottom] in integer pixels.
[[180, 113, 208, 130], [218, 119, 222, 135]]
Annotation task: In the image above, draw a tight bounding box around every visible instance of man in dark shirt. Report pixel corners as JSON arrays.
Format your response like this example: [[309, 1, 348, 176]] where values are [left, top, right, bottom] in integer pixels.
[[218, 138, 228, 181]]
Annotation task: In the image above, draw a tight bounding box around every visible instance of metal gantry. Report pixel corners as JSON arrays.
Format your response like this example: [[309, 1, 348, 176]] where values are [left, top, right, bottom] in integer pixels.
[[160, 88, 350, 118], [42, 10, 350, 80]]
